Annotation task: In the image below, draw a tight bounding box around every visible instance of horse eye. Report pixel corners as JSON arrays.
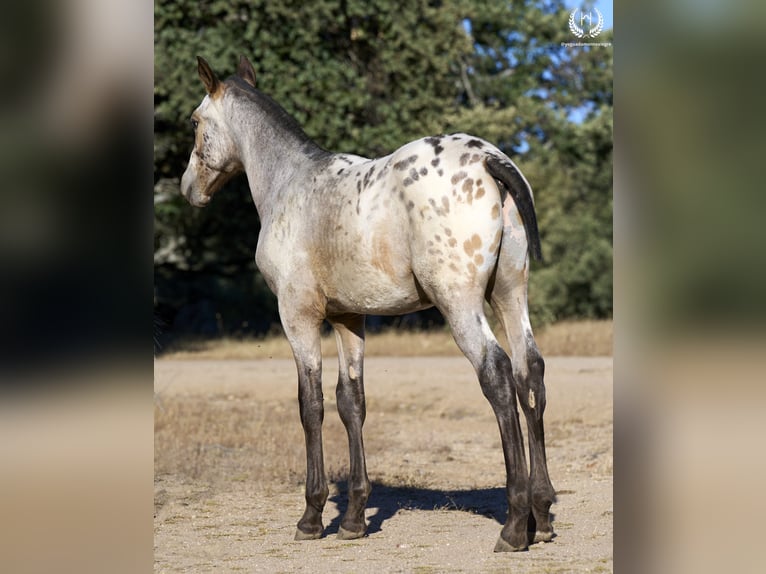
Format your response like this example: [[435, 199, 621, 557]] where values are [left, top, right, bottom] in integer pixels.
[[191, 119, 199, 131]]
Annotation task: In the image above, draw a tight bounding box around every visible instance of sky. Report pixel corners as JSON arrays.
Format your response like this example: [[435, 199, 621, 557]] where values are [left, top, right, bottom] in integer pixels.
[[563, 0, 613, 31]]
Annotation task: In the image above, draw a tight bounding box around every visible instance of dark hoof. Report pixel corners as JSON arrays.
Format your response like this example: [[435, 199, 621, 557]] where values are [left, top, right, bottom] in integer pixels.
[[294, 528, 323, 541], [337, 526, 366, 540], [533, 529, 555, 543], [493, 536, 528, 553]]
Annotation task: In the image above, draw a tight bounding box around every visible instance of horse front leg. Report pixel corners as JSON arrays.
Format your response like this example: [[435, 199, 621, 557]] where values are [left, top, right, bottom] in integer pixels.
[[281, 305, 328, 540], [294, 357, 328, 540], [330, 314, 371, 539]]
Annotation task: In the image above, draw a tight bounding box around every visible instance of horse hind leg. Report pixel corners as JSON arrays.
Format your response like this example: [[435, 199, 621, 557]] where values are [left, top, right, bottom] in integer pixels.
[[329, 313, 371, 540], [437, 297, 531, 552], [488, 255, 556, 544]]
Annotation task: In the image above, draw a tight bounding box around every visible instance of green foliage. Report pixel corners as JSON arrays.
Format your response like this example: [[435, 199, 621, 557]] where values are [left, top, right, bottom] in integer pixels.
[[154, 0, 613, 337]]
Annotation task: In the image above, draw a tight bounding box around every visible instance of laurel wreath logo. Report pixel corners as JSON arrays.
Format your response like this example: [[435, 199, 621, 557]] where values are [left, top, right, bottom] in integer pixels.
[[569, 7, 604, 39], [590, 9, 604, 37]]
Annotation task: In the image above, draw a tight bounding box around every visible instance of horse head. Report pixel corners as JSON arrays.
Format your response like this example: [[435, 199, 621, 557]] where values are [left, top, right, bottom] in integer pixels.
[[180, 56, 255, 206]]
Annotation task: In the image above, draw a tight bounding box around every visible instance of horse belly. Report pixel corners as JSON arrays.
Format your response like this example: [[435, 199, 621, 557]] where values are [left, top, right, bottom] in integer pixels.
[[324, 255, 429, 316]]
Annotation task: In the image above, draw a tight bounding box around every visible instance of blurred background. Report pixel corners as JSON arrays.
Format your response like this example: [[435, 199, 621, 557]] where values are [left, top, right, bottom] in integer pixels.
[[2, 0, 766, 572], [153, 0, 614, 348]]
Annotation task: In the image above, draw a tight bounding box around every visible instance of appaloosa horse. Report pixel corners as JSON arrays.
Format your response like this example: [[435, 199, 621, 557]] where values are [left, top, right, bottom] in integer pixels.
[[181, 55, 555, 552]]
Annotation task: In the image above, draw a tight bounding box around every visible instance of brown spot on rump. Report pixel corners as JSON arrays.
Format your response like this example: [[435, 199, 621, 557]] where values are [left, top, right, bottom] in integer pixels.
[[449, 262, 459, 273], [451, 171, 467, 185], [393, 155, 418, 171], [491, 203, 501, 219], [444, 228, 453, 236], [474, 253, 484, 265], [437, 168, 444, 177], [475, 186, 485, 200], [419, 166, 428, 176], [470, 153, 481, 164], [466, 139, 484, 149], [441, 196, 450, 213], [448, 237, 457, 247], [431, 157, 440, 167], [467, 262, 477, 278], [460, 153, 470, 166], [409, 167, 420, 181], [462, 233, 483, 257], [462, 178, 474, 193], [434, 234, 442, 242], [403, 177, 414, 187], [407, 200, 415, 211]]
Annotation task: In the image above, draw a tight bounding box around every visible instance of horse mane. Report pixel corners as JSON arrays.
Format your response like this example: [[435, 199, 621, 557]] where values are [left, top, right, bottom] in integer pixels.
[[224, 76, 329, 157]]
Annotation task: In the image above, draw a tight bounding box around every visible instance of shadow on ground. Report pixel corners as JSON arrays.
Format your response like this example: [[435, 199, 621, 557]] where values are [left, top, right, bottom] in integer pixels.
[[327, 481, 508, 536], [327, 481, 557, 542]]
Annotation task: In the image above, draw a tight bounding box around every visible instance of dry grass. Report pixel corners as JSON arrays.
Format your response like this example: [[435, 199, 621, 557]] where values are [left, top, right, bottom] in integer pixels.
[[534, 319, 613, 356], [154, 392, 352, 486], [158, 319, 612, 360]]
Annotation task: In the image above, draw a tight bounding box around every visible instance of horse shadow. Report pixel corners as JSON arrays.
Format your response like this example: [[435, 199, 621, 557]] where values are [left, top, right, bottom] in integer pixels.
[[326, 481, 508, 536], [327, 481, 557, 539]]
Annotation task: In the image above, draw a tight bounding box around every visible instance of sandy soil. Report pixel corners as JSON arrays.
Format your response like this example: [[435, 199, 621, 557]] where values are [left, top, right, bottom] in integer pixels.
[[154, 356, 612, 573]]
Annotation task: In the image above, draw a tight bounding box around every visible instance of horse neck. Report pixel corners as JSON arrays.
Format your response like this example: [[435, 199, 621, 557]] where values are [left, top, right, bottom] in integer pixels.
[[222, 90, 329, 221]]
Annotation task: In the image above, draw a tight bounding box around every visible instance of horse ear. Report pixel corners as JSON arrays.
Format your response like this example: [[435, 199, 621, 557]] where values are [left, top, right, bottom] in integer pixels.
[[237, 54, 256, 88], [197, 56, 221, 96]]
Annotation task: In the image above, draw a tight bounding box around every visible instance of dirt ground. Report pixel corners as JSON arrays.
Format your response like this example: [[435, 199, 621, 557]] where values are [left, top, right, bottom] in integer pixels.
[[154, 356, 612, 573]]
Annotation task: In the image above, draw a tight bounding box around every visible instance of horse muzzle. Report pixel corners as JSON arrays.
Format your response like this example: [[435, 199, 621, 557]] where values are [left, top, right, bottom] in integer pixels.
[[180, 169, 210, 207]]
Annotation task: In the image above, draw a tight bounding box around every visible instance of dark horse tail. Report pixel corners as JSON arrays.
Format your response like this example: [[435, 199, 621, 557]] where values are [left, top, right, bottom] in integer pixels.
[[485, 156, 543, 262]]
